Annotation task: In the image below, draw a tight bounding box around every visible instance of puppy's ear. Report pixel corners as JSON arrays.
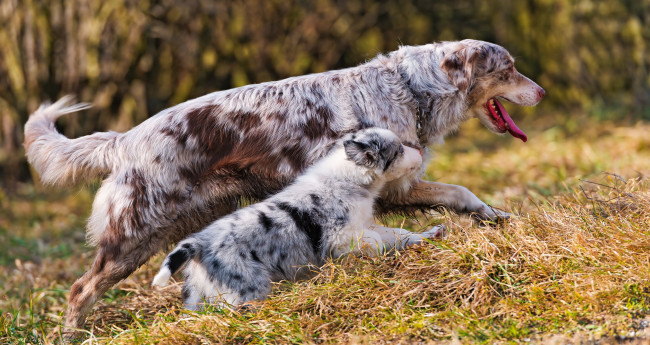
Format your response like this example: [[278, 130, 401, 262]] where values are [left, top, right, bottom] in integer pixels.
[[344, 139, 379, 168], [441, 46, 480, 91]]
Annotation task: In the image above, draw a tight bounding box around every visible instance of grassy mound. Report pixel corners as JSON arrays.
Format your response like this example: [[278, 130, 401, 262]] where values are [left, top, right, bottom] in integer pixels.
[[2, 119, 650, 344], [81, 177, 650, 344]]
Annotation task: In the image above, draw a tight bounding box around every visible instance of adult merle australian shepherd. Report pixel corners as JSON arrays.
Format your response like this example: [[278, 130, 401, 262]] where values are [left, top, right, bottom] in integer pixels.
[[24, 39, 544, 330]]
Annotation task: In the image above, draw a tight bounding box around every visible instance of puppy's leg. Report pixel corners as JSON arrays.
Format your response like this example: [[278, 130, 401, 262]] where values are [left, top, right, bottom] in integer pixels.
[[368, 224, 446, 251], [181, 282, 203, 312], [383, 179, 510, 221], [212, 266, 272, 307], [332, 229, 384, 258], [182, 255, 273, 311], [340, 224, 444, 257], [181, 261, 210, 311]]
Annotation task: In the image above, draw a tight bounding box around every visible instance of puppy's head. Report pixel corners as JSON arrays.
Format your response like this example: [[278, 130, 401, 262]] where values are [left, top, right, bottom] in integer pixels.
[[440, 39, 545, 142], [343, 128, 421, 181]]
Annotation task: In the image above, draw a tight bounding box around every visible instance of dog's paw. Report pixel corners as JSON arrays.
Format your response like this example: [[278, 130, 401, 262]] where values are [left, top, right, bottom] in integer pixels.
[[472, 206, 512, 225], [421, 224, 447, 239]]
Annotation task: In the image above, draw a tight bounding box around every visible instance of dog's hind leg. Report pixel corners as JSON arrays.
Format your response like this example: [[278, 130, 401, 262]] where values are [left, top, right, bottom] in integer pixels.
[[64, 237, 162, 332], [64, 199, 237, 334]]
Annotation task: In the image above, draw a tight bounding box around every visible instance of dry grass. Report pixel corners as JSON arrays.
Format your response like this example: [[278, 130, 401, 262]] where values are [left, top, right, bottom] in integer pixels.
[[2, 117, 650, 344]]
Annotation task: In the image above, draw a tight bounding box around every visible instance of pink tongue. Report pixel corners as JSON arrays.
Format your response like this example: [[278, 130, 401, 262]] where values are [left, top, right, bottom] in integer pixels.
[[494, 99, 527, 142]]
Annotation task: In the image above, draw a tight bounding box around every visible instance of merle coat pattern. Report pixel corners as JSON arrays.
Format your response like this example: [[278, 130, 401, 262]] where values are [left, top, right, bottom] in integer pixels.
[[152, 128, 442, 309], [23, 39, 544, 330]]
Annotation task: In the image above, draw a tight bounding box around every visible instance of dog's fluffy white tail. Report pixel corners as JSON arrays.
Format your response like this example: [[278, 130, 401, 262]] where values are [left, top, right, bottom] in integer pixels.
[[152, 238, 201, 288], [152, 267, 172, 287], [24, 96, 119, 186]]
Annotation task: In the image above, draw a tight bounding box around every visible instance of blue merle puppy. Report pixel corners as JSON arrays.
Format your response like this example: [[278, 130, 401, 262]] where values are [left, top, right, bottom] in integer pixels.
[[152, 127, 445, 310]]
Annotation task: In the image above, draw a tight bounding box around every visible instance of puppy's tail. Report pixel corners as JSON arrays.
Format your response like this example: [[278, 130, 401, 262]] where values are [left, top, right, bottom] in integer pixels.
[[152, 239, 202, 287], [24, 96, 120, 186]]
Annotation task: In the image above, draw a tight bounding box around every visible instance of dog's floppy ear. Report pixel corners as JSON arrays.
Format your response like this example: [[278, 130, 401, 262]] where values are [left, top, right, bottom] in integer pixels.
[[441, 45, 481, 91], [344, 139, 379, 168]]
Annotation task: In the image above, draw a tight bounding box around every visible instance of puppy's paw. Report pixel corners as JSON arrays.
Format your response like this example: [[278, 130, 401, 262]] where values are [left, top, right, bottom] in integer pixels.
[[421, 224, 447, 239]]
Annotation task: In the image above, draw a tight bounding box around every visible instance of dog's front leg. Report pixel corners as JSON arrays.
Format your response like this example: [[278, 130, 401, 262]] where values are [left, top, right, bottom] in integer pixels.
[[383, 179, 510, 221]]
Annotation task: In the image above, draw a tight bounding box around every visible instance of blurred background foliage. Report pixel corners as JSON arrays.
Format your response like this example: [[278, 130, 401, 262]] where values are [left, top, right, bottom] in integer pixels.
[[0, 0, 649, 188]]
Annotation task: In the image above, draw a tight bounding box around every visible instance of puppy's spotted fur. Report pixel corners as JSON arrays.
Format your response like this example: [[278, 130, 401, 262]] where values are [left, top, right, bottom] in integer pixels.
[[23, 39, 544, 330], [152, 128, 442, 309]]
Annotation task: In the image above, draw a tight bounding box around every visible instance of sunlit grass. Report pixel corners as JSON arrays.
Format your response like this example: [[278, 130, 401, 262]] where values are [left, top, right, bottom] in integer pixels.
[[2, 117, 650, 344], [87, 177, 650, 344]]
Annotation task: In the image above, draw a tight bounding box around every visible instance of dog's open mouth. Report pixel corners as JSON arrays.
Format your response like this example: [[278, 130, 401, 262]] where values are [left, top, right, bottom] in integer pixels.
[[487, 97, 527, 142]]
